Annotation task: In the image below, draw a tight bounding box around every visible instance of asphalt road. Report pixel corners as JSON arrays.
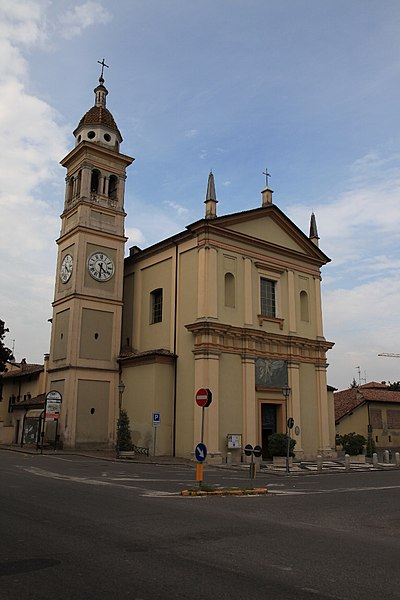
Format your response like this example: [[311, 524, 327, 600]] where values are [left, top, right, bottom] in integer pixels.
[[1, 450, 400, 600]]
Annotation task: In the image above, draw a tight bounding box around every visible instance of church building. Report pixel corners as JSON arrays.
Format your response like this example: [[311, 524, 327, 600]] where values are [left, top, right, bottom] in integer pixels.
[[45, 72, 336, 462]]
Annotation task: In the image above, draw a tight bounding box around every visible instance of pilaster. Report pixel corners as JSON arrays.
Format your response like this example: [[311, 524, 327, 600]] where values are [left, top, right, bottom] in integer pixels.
[[316, 364, 333, 453], [243, 257, 253, 325], [314, 275, 324, 338], [287, 269, 297, 333], [242, 355, 256, 445], [287, 362, 303, 453], [193, 350, 221, 462]]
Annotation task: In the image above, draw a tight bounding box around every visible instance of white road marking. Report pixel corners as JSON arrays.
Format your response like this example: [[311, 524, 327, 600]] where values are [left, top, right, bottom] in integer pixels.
[[270, 484, 400, 496]]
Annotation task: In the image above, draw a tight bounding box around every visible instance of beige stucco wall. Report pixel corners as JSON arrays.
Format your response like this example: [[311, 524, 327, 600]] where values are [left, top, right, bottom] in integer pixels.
[[218, 353, 243, 452], [299, 363, 320, 458], [122, 361, 174, 455], [0, 365, 47, 443], [336, 402, 400, 449]]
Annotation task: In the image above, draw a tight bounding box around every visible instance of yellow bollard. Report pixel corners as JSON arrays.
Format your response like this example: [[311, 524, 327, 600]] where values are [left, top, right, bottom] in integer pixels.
[[196, 463, 204, 482]]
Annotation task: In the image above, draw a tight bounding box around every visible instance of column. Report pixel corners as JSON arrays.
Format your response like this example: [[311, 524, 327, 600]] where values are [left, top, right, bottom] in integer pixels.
[[193, 351, 221, 462], [242, 356, 256, 446], [287, 270, 297, 333], [197, 246, 218, 319], [80, 164, 91, 200], [103, 175, 109, 196], [65, 176, 73, 205], [117, 176, 126, 209], [197, 247, 206, 318], [316, 364, 332, 453], [287, 362, 303, 453], [314, 276, 324, 338], [207, 246, 218, 318], [243, 257, 253, 325]]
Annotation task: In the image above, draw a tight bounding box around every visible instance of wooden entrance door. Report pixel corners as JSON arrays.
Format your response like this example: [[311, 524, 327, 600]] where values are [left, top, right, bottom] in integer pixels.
[[261, 404, 277, 458]]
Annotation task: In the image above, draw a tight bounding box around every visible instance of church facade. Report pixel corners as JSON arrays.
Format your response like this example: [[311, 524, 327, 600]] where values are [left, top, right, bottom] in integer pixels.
[[45, 74, 336, 461]]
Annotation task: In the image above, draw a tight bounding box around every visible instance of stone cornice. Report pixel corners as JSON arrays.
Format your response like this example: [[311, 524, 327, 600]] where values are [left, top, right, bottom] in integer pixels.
[[185, 320, 334, 365]]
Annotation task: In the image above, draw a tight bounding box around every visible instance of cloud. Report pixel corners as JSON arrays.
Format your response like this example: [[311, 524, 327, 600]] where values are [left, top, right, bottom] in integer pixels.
[[286, 148, 400, 388], [324, 277, 400, 389], [125, 227, 146, 252], [184, 129, 198, 138], [163, 200, 189, 218], [288, 149, 400, 273], [58, 1, 112, 39], [0, 3, 68, 361]]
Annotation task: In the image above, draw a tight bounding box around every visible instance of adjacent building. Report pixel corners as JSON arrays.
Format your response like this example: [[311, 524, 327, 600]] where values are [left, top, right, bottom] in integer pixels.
[[335, 381, 400, 451]]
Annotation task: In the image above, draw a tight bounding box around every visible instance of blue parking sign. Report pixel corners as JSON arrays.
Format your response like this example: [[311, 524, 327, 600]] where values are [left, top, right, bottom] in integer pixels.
[[153, 412, 160, 427]]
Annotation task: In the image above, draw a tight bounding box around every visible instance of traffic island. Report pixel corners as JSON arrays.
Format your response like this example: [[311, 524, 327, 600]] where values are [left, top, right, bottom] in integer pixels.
[[181, 487, 268, 496]]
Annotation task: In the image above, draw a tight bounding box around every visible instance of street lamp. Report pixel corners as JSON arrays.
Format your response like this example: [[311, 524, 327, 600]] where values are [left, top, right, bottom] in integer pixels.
[[118, 380, 125, 412], [282, 385, 291, 474], [117, 380, 125, 458]]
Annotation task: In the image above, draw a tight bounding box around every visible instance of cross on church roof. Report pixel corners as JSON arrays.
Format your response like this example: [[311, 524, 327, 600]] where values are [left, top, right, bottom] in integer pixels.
[[262, 168, 271, 188], [97, 58, 109, 82]]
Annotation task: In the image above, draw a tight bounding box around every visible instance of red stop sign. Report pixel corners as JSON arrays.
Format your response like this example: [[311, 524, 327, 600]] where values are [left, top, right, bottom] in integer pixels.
[[195, 388, 209, 407]]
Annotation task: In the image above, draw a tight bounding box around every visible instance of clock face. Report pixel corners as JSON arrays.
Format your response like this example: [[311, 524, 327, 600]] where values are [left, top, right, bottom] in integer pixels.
[[87, 251, 115, 281], [60, 254, 73, 283]]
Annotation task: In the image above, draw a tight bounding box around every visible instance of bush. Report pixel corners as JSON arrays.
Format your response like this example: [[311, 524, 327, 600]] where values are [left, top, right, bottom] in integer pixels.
[[117, 409, 133, 451], [267, 433, 296, 457], [339, 432, 366, 455]]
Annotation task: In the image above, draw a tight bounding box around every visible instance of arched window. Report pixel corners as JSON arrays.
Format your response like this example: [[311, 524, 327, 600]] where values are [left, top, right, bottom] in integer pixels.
[[109, 175, 118, 201], [224, 272, 235, 308], [91, 169, 100, 193], [300, 291, 309, 322], [150, 288, 163, 323]]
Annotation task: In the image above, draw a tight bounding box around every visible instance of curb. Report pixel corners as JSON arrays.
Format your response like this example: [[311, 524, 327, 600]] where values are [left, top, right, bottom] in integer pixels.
[[181, 488, 268, 496]]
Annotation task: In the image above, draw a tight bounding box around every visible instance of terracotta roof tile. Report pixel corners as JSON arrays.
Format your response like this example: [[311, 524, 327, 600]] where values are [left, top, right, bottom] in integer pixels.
[[78, 106, 119, 133], [334, 382, 400, 422], [1, 363, 43, 379]]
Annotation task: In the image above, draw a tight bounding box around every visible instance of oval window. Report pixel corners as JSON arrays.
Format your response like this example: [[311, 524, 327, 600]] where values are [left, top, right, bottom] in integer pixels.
[[87, 131, 95, 139], [104, 133, 111, 142]]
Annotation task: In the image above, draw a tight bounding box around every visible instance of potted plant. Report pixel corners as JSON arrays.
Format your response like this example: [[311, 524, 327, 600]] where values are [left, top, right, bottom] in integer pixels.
[[339, 432, 366, 463], [116, 409, 134, 457], [267, 433, 296, 466]]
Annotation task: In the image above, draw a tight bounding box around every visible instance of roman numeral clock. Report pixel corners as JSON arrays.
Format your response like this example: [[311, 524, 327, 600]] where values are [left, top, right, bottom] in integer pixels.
[[88, 252, 115, 281]]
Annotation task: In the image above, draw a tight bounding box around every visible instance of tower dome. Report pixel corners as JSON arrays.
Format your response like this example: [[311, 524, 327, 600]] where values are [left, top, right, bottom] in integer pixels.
[[73, 72, 122, 152]]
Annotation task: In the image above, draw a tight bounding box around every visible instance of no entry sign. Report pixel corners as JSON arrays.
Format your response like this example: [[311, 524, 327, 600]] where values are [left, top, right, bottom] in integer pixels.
[[195, 388, 212, 407]]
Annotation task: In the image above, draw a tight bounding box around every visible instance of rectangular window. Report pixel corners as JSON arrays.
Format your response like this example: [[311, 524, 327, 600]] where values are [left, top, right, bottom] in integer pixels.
[[260, 278, 276, 318], [387, 410, 400, 429], [151, 288, 163, 324], [370, 408, 383, 429]]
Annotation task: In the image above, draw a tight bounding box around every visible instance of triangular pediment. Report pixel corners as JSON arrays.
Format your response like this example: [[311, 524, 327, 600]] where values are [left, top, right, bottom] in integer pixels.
[[190, 205, 329, 265]]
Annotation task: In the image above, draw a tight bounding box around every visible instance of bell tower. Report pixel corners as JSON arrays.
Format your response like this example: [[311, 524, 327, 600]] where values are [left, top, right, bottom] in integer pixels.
[[47, 66, 134, 448]]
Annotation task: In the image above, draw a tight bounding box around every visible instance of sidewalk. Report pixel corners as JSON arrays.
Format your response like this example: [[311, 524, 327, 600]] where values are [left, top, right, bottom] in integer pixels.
[[2, 443, 398, 475]]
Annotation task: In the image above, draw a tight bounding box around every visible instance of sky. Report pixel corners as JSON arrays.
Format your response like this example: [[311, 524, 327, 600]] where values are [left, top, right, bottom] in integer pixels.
[[1, 0, 400, 390]]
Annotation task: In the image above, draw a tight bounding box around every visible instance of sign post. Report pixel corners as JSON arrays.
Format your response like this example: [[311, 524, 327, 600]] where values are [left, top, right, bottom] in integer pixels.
[[43, 391, 62, 453], [194, 389, 212, 487], [244, 444, 262, 479], [286, 416, 294, 474], [152, 412, 160, 456], [195, 388, 212, 444]]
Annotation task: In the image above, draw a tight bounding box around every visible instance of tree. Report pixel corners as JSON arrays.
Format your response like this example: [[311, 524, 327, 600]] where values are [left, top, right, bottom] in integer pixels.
[[267, 433, 296, 457], [0, 320, 14, 373], [339, 432, 366, 456], [116, 409, 133, 452], [388, 381, 400, 391]]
